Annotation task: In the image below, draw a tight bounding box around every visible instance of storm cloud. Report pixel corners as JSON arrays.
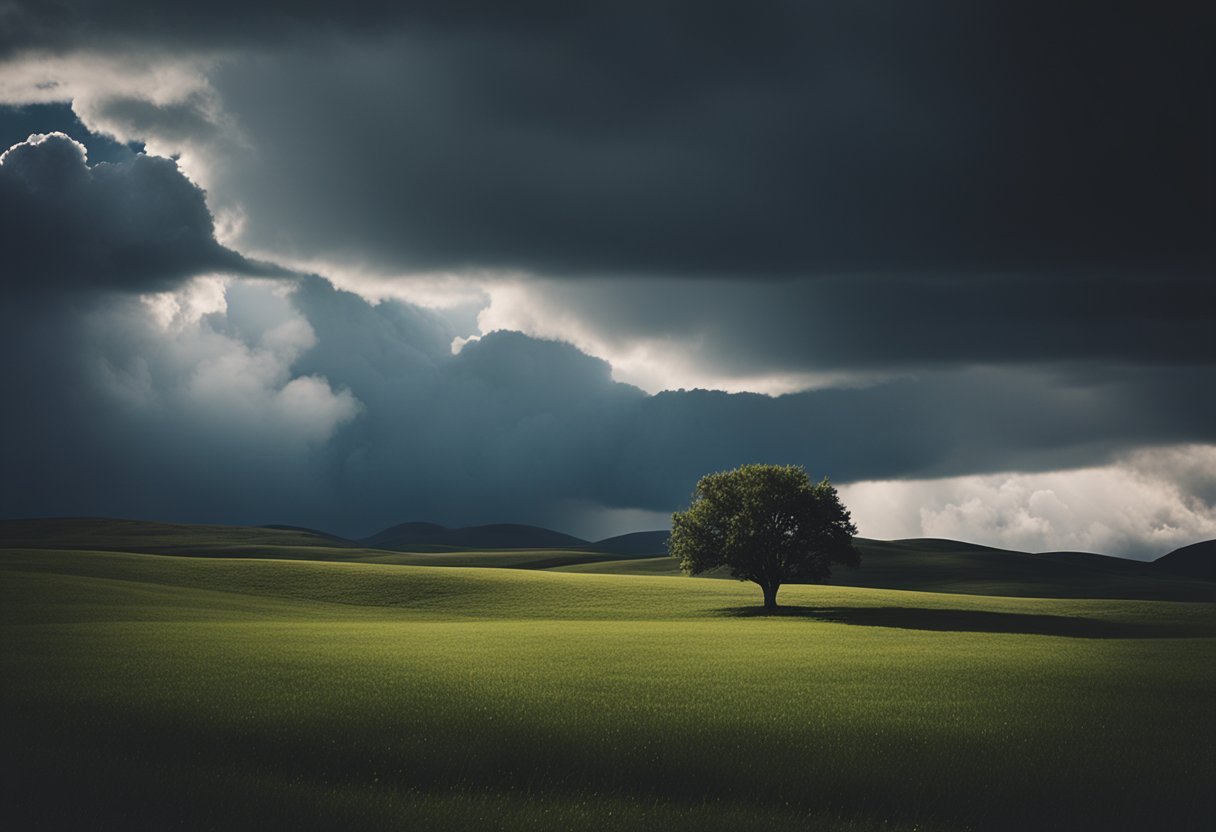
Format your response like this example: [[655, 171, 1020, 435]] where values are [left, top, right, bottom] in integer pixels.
[[0, 131, 265, 293], [4, 3, 1210, 277], [471, 274, 1216, 391], [2, 3, 1208, 375], [3, 265, 1213, 551], [0, 4, 1212, 553]]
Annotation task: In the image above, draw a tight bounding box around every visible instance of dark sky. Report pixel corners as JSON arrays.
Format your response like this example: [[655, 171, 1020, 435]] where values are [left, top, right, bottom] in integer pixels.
[[0, 3, 1212, 554]]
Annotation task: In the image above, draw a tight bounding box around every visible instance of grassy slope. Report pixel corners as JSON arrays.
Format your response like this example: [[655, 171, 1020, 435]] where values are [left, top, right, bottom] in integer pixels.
[[2, 548, 1214, 831], [0, 518, 636, 570], [558, 539, 1215, 601], [0, 517, 362, 554], [5, 518, 1212, 601]]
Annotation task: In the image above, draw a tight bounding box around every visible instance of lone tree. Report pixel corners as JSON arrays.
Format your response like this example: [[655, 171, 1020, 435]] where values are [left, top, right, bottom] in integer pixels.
[[669, 464, 859, 609]]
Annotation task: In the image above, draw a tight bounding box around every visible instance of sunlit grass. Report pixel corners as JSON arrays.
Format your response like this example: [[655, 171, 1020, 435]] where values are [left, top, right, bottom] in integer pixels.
[[2, 549, 1213, 830]]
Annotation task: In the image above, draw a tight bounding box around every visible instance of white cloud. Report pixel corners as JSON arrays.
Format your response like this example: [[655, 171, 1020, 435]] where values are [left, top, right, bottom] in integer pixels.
[[0, 50, 225, 185], [271, 375, 362, 442], [838, 448, 1216, 558], [140, 275, 230, 329], [94, 276, 362, 444], [253, 257, 498, 311], [0, 52, 212, 109]]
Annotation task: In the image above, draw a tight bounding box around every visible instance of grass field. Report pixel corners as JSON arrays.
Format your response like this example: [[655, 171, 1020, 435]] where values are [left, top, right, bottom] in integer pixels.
[[2, 542, 1214, 831]]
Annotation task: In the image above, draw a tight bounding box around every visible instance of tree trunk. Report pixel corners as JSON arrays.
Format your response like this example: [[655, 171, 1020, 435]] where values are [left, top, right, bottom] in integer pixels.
[[761, 582, 779, 609]]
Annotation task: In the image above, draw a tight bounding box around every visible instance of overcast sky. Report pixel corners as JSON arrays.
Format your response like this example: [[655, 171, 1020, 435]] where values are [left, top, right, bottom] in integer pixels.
[[1, 2, 1212, 555]]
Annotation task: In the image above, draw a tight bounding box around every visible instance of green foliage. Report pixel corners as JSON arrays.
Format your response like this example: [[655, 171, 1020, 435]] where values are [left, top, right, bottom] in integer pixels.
[[670, 464, 859, 606]]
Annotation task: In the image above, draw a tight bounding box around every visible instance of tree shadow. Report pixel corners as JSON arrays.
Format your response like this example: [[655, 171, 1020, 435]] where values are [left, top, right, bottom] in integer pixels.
[[715, 605, 1189, 639]]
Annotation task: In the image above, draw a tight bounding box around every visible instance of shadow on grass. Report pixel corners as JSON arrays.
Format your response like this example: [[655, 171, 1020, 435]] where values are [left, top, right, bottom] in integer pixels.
[[715, 605, 1188, 639]]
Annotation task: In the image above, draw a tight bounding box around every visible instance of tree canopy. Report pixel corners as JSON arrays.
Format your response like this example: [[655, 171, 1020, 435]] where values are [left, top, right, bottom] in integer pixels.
[[669, 464, 859, 608]]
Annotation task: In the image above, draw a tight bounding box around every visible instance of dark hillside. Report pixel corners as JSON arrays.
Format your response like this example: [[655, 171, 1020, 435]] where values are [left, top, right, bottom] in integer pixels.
[[1155, 540, 1216, 581], [358, 522, 454, 549], [0, 517, 351, 554], [4, 517, 1213, 600], [592, 531, 669, 556], [831, 538, 1213, 600], [565, 537, 1216, 601], [360, 522, 589, 551], [261, 524, 350, 542], [1038, 551, 1159, 576]]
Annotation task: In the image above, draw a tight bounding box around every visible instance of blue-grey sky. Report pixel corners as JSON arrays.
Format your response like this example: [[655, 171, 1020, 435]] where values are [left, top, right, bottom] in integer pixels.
[[0, 3, 1212, 554]]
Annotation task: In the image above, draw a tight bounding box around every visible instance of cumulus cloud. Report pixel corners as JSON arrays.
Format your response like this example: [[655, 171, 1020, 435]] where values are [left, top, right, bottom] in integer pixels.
[[0, 6, 1212, 553], [840, 450, 1216, 558], [3, 266, 1214, 546], [3, 5, 1207, 387], [0, 131, 270, 293], [0, 277, 361, 524], [0, 53, 227, 192]]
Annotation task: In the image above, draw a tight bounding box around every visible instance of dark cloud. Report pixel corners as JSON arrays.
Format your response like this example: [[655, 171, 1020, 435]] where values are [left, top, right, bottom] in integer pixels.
[[2, 272, 1213, 539], [6, 3, 1209, 280], [0, 132, 266, 293], [195, 3, 1211, 282], [1, 4, 1208, 376], [0, 103, 142, 163], [483, 273, 1216, 379], [0, 4, 1212, 550]]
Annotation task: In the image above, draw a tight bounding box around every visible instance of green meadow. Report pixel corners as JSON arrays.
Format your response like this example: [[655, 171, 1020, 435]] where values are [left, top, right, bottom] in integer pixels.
[[2, 539, 1214, 830]]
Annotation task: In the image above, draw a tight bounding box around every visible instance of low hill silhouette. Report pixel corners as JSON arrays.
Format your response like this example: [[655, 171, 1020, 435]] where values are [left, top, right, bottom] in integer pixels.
[[1155, 540, 1216, 581], [2, 517, 1213, 601], [591, 531, 669, 556], [0, 517, 350, 554], [360, 522, 590, 551]]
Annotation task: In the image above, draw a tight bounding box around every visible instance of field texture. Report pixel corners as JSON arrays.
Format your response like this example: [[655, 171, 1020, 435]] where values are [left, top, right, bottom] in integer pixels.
[[2, 546, 1214, 831]]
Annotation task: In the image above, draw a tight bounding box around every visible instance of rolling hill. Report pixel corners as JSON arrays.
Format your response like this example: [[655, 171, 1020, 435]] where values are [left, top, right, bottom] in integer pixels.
[[589, 530, 669, 556], [559, 537, 1214, 601], [1155, 539, 1216, 581], [2, 545, 1213, 831], [1, 517, 1212, 601], [359, 521, 591, 551], [0, 517, 351, 554]]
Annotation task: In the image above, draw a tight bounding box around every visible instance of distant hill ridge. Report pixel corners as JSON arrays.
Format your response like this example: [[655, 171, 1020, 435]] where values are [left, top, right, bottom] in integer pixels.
[[1155, 540, 1216, 581], [592, 531, 670, 556], [359, 523, 673, 554], [262, 524, 351, 543], [2, 516, 1211, 565], [0, 517, 357, 553], [1, 517, 1212, 601], [360, 522, 590, 551]]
